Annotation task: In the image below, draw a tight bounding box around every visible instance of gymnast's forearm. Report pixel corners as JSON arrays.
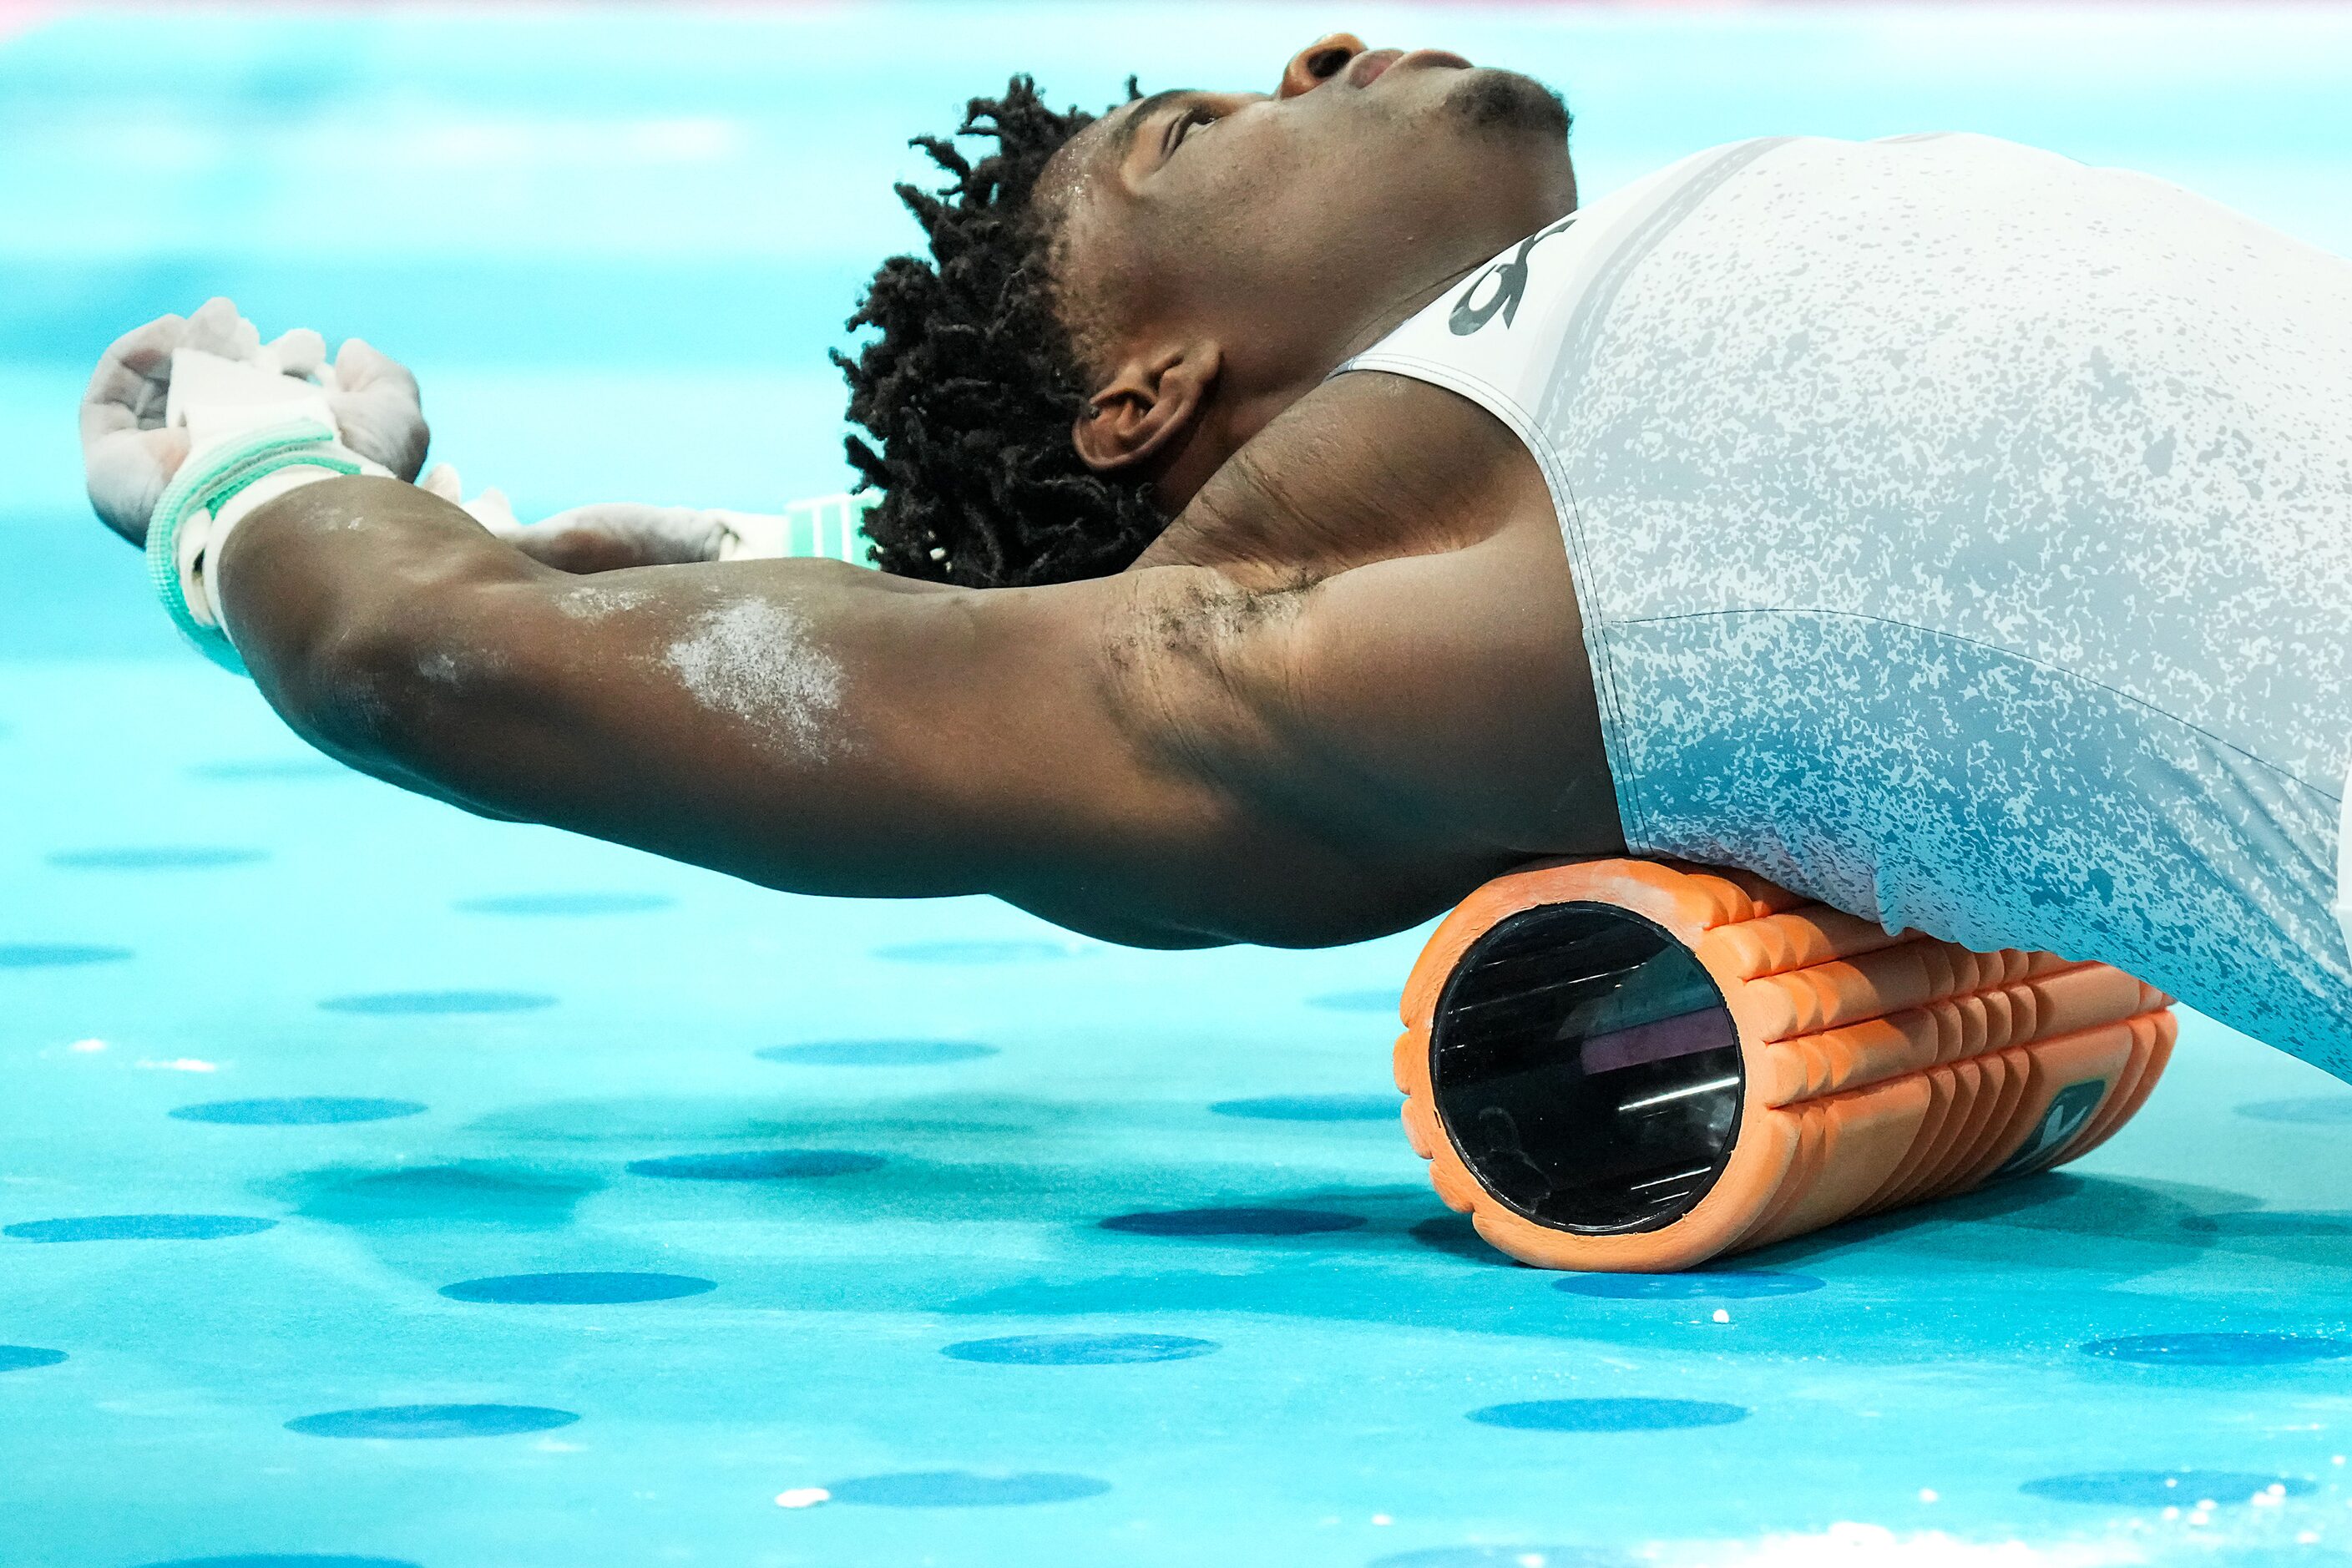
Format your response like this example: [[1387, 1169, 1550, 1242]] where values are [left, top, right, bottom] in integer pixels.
[[209, 474, 865, 862], [213, 474, 543, 814], [205, 474, 1213, 913]]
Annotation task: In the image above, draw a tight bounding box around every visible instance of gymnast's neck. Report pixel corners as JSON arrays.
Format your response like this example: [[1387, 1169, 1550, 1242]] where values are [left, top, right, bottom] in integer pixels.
[[1132, 366, 1555, 589]]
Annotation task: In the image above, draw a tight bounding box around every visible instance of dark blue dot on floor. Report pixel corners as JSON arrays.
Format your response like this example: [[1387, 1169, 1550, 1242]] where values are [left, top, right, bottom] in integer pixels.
[[440, 1271, 716, 1305], [1101, 1206, 1367, 1237], [872, 939, 1074, 964], [171, 1097, 427, 1126], [189, 757, 350, 781], [0, 943, 131, 969], [1370, 1549, 1619, 1568], [1210, 1094, 1398, 1121], [1308, 988, 1403, 1014], [757, 1039, 997, 1066], [1468, 1398, 1750, 1432], [5, 1214, 276, 1242], [286, 1403, 579, 1439], [0, 1345, 67, 1373], [454, 892, 675, 917], [47, 847, 266, 871], [942, 1333, 1220, 1365], [2022, 1470, 2316, 1506], [136, 1556, 423, 1568], [319, 989, 555, 1016], [2080, 1332, 2352, 1366], [825, 1470, 1110, 1507], [626, 1150, 885, 1181], [2237, 1097, 2352, 1124], [1555, 1270, 1825, 1300]]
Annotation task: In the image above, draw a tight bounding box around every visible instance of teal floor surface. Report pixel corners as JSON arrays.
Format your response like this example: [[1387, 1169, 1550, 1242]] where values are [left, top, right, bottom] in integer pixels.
[[6, 6, 2352, 1565]]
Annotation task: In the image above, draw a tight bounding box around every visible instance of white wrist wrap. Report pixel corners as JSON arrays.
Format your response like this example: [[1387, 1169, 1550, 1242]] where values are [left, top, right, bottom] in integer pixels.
[[147, 348, 390, 675], [715, 492, 879, 564]]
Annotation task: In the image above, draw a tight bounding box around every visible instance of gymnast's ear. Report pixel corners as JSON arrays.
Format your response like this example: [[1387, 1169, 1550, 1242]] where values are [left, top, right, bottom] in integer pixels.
[[1070, 341, 1222, 473]]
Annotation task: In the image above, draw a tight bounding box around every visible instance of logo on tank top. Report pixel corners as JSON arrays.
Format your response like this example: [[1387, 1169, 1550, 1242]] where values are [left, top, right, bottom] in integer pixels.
[[1449, 215, 1580, 336]]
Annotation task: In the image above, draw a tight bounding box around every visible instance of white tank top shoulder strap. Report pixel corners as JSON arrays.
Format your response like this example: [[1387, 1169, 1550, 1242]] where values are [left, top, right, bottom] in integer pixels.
[[1328, 137, 1797, 481]]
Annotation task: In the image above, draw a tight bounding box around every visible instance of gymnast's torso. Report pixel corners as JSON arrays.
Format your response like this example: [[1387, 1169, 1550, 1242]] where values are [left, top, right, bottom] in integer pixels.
[[1336, 132, 2352, 1073]]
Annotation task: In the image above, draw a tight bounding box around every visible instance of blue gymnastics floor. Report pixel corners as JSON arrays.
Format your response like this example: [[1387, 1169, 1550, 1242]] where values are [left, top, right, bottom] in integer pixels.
[[7, 6, 2352, 1565]]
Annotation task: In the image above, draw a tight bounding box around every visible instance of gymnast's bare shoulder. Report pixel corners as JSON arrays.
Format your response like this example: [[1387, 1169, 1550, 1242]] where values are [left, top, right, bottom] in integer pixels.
[[216, 371, 1618, 949]]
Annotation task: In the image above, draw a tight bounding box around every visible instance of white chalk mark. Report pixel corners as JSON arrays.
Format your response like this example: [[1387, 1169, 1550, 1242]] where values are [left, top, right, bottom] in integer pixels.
[[662, 599, 844, 757], [555, 582, 651, 621]]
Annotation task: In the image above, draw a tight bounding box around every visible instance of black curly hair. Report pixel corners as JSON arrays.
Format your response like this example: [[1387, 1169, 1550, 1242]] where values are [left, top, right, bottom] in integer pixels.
[[833, 76, 1165, 589]]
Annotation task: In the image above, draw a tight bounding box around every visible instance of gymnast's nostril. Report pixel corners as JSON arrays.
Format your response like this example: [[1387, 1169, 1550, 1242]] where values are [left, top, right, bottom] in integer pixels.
[[1277, 32, 1365, 98]]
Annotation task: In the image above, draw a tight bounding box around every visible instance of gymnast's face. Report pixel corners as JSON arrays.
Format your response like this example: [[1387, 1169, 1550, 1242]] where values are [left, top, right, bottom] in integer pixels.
[[1043, 33, 1576, 502]]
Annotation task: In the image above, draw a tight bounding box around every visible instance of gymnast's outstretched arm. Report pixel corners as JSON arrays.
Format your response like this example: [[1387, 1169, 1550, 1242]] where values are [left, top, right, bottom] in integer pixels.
[[214, 470, 1598, 948]]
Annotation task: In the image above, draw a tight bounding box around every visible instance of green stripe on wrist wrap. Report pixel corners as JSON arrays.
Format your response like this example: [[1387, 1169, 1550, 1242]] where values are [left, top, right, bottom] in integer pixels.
[[144, 417, 361, 676]]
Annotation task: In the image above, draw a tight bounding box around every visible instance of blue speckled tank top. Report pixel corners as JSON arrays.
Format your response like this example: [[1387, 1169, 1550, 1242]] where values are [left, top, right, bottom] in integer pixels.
[[1337, 134, 2352, 1075]]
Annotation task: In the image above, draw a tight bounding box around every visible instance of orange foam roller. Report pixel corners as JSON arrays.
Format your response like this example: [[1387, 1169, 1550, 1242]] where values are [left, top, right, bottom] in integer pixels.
[[1393, 858, 2175, 1272]]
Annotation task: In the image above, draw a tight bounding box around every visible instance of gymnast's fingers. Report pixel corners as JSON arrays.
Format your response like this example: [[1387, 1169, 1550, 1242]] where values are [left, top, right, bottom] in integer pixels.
[[79, 311, 206, 545], [419, 461, 464, 504], [180, 295, 261, 362], [327, 336, 429, 481], [80, 312, 186, 438], [82, 423, 190, 548], [329, 336, 419, 401], [265, 326, 326, 380], [499, 503, 728, 572]]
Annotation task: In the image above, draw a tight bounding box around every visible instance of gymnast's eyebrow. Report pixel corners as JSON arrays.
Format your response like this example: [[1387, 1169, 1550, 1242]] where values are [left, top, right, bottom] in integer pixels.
[[1113, 89, 1195, 162]]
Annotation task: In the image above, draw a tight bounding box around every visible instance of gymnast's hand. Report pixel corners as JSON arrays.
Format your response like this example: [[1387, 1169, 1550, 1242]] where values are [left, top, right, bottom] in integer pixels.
[[481, 502, 751, 573], [411, 463, 768, 573], [415, 470, 733, 570], [80, 297, 430, 546], [430, 494, 817, 574]]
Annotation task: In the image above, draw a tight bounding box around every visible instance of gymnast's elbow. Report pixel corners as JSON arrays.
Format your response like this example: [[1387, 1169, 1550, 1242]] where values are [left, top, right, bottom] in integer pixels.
[[245, 569, 549, 802]]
